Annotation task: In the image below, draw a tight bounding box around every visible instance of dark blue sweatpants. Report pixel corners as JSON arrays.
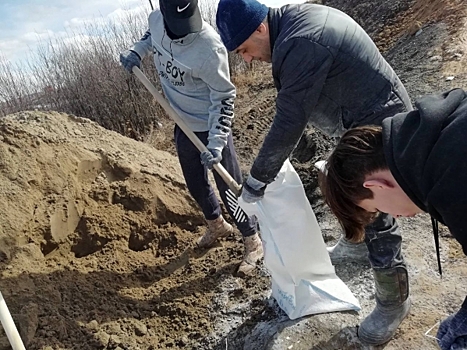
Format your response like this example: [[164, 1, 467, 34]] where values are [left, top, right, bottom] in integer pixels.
[[174, 125, 257, 238]]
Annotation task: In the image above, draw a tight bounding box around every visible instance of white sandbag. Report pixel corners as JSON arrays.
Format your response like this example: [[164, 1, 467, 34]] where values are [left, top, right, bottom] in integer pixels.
[[239, 159, 360, 320]]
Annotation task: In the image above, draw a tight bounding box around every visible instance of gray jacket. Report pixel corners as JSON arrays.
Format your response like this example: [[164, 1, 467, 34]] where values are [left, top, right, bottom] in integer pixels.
[[132, 10, 235, 152], [250, 4, 412, 183]]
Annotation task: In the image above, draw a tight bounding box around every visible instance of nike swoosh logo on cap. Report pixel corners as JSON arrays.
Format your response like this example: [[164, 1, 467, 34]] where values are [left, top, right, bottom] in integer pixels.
[[177, 3, 190, 12]]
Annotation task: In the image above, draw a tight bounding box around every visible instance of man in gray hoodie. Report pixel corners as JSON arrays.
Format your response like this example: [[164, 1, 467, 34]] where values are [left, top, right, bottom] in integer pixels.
[[216, 0, 412, 345], [120, 0, 263, 274]]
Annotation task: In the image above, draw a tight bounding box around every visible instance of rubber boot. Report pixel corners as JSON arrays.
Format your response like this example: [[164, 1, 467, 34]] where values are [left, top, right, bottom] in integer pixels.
[[358, 266, 411, 345], [237, 233, 263, 275], [327, 235, 369, 264], [197, 215, 234, 248]]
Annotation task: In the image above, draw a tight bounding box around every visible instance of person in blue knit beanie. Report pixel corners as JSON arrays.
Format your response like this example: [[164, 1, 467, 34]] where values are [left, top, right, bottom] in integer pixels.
[[216, 0, 415, 346], [216, 0, 268, 52]]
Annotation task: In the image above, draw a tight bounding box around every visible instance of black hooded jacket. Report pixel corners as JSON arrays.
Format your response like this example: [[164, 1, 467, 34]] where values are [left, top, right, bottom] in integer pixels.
[[250, 3, 412, 184], [383, 89, 467, 255]]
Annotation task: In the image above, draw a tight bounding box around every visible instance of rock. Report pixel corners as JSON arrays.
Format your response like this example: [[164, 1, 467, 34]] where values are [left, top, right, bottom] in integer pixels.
[[134, 321, 148, 336], [94, 330, 110, 346], [0, 247, 11, 262], [12, 243, 44, 262], [179, 336, 190, 346], [109, 334, 122, 348], [87, 320, 99, 332], [429, 55, 442, 62], [106, 322, 121, 334]]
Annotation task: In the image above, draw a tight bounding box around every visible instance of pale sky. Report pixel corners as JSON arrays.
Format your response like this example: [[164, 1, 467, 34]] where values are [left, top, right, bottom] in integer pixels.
[[0, 0, 306, 66]]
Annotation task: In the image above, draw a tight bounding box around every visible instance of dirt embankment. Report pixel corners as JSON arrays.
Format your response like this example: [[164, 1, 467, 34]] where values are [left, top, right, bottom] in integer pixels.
[[0, 111, 272, 350], [0, 0, 467, 349]]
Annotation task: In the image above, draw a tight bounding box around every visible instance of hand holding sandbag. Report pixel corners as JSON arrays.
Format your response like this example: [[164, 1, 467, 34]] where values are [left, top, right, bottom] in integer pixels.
[[241, 175, 267, 203]]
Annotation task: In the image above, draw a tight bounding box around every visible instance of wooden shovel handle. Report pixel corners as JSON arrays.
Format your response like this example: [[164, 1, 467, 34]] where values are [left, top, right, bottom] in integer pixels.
[[132, 67, 242, 196], [0, 292, 26, 350]]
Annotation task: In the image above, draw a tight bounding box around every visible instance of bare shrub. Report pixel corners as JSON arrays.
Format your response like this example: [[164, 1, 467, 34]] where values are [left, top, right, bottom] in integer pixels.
[[0, 6, 169, 141], [0, 0, 251, 141], [0, 56, 37, 115]]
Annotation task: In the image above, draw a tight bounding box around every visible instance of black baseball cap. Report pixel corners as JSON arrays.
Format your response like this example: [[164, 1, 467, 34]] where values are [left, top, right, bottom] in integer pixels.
[[159, 0, 202, 37]]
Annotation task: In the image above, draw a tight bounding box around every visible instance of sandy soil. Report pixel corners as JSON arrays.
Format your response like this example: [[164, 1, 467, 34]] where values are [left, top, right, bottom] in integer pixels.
[[0, 0, 467, 349]]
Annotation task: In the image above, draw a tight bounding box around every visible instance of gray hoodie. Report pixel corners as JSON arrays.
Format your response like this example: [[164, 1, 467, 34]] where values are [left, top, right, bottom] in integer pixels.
[[131, 10, 235, 152]]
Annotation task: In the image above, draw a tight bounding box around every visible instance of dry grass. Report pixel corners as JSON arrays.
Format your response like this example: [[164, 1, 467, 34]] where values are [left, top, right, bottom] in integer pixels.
[[376, 0, 466, 52], [142, 119, 177, 156], [231, 63, 271, 87], [0, 5, 248, 145], [0, 9, 166, 140]]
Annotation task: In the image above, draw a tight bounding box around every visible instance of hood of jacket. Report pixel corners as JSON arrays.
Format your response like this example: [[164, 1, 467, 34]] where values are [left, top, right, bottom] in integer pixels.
[[383, 88, 467, 274], [382, 88, 467, 221]]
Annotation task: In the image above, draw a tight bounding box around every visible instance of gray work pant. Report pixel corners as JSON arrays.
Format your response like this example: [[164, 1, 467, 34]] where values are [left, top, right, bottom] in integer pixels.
[[365, 213, 404, 269]]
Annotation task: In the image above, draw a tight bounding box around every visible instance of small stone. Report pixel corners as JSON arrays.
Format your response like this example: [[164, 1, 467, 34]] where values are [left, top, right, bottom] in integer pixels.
[[446, 76, 455, 81], [165, 338, 175, 347], [95, 331, 110, 346], [429, 55, 442, 62], [415, 29, 423, 36], [87, 320, 99, 332], [109, 334, 122, 347], [106, 323, 121, 334], [134, 322, 148, 336], [179, 336, 189, 346]]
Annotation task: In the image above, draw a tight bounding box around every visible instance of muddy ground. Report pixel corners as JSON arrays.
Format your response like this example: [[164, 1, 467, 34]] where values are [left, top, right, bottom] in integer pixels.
[[1, 0, 467, 349]]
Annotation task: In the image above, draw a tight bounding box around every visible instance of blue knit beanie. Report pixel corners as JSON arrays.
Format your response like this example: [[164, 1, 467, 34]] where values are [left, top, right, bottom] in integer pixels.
[[216, 0, 269, 51]]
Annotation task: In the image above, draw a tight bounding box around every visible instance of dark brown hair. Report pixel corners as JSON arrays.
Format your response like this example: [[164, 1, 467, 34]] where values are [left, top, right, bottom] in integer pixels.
[[319, 126, 389, 242]]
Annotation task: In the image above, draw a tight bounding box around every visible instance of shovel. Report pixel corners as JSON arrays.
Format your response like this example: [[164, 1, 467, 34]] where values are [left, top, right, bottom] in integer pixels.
[[131, 67, 361, 315], [0, 291, 26, 350], [132, 66, 242, 196]]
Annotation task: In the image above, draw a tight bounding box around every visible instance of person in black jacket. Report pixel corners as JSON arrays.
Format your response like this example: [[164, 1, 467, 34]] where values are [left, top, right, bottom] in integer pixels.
[[320, 89, 467, 350], [216, 0, 413, 345]]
